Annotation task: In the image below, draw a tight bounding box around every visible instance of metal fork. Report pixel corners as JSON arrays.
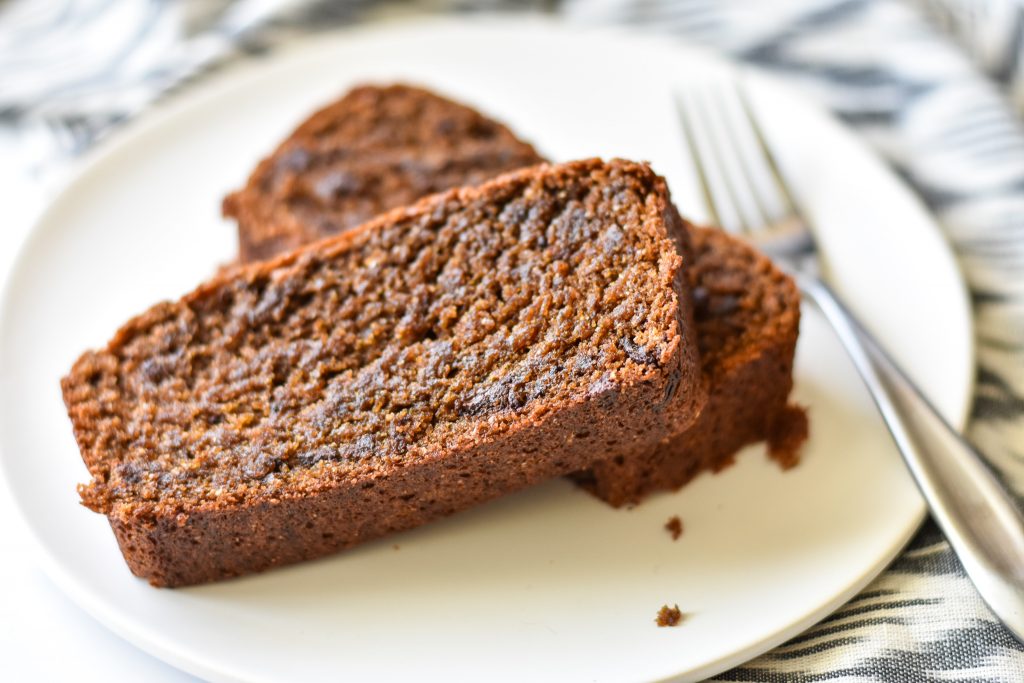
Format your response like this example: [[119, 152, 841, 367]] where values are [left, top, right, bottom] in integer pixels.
[[676, 81, 1024, 641]]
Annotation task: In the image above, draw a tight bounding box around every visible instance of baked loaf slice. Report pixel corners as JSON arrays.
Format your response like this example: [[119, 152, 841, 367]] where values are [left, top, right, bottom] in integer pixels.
[[223, 84, 544, 263], [62, 159, 703, 587], [574, 226, 807, 507]]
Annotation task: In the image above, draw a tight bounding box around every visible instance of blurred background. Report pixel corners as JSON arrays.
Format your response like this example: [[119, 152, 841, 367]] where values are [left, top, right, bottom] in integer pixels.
[[0, 0, 1022, 681]]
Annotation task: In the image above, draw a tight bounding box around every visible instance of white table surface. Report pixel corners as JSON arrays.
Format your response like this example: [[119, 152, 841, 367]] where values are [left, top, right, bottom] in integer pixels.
[[0, 152, 199, 682]]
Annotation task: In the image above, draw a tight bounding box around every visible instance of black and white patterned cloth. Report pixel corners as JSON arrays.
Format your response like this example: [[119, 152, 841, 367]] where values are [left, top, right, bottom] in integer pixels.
[[2, 0, 1022, 680]]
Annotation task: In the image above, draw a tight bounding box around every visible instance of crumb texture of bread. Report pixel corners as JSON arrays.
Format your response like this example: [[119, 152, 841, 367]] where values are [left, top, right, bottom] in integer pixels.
[[576, 226, 805, 506], [62, 158, 703, 586], [224, 84, 545, 263]]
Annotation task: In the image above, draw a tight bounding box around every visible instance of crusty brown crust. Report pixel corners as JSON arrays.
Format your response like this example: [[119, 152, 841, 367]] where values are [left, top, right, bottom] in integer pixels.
[[574, 227, 805, 507], [223, 84, 545, 263], [63, 159, 704, 586]]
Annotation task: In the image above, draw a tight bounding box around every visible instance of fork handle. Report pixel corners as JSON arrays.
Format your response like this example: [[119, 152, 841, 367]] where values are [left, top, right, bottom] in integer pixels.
[[799, 275, 1024, 642]]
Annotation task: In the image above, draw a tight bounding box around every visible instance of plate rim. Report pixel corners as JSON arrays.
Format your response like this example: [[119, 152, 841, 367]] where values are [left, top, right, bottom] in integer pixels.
[[0, 14, 974, 683]]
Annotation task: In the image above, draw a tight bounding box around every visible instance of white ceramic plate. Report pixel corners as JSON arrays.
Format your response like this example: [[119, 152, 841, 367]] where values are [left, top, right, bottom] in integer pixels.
[[0, 17, 973, 683]]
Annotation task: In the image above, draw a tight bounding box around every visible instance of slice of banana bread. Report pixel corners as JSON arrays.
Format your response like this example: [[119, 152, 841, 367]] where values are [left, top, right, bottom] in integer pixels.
[[223, 84, 545, 263], [62, 159, 703, 587], [574, 226, 807, 507]]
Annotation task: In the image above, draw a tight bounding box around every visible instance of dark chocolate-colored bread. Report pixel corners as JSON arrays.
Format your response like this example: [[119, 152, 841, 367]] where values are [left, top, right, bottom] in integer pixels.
[[575, 226, 807, 507], [223, 84, 545, 263], [62, 159, 703, 586]]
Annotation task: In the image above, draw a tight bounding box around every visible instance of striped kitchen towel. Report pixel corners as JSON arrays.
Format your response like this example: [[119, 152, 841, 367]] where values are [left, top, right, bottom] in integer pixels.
[[1, 0, 1021, 680]]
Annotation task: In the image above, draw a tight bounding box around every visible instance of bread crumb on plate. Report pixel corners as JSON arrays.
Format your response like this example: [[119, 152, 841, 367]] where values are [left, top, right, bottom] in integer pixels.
[[655, 604, 684, 627], [664, 515, 683, 540]]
